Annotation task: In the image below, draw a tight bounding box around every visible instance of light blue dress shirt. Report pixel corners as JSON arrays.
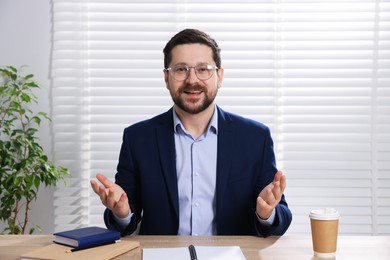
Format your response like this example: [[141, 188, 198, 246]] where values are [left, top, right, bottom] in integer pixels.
[[113, 105, 275, 234], [173, 108, 218, 235]]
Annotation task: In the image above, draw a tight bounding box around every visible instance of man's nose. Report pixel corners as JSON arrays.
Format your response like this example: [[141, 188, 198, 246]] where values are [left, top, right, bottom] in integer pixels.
[[186, 67, 198, 83]]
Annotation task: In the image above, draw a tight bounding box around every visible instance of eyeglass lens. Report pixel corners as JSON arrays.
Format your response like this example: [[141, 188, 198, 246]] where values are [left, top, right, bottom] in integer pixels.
[[170, 64, 216, 81]]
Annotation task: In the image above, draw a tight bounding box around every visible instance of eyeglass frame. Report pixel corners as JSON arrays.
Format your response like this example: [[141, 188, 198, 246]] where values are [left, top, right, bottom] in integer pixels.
[[164, 63, 219, 81]]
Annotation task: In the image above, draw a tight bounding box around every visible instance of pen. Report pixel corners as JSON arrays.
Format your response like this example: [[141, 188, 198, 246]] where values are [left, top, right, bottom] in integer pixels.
[[65, 240, 119, 253], [188, 244, 198, 260]]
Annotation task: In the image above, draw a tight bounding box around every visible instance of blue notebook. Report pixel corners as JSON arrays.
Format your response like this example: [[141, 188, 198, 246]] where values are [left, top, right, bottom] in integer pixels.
[[53, 226, 121, 249]]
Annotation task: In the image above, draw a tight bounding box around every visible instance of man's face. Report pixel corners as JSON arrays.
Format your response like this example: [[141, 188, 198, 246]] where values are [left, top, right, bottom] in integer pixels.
[[164, 43, 223, 115]]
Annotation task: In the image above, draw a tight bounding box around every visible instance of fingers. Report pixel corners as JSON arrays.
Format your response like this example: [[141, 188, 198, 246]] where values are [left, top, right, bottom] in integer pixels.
[[116, 192, 129, 207], [90, 174, 115, 207], [107, 189, 130, 218], [90, 174, 130, 217], [256, 193, 273, 219], [115, 192, 130, 217], [90, 173, 115, 199], [273, 171, 283, 184], [274, 171, 286, 192], [96, 185, 123, 211], [90, 179, 99, 194], [258, 171, 286, 206], [265, 185, 278, 206], [96, 173, 114, 188], [270, 180, 282, 203], [272, 171, 286, 197], [106, 189, 117, 209], [90, 174, 112, 195], [257, 196, 270, 211]]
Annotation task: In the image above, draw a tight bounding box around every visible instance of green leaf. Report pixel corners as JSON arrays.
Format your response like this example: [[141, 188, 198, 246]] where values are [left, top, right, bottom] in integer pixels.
[[8, 66, 17, 73], [26, 128, 38, 136], [24, 74, 34, 80], [32, 116, 41, 126], [21, 93, 31, 103], [10, 73, 17, 81], [29, 225, 41, 234], [1, 208, 10, 221], [27, 81, 39, 88], [33, 176, 40, 189], [5, 175, 14, 187], [25, 175, 33, 190], [13, 176, 22, 186], [38, 112, 51, 121]]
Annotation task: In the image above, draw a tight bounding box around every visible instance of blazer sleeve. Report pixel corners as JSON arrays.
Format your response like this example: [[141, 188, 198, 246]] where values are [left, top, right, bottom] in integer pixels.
[[253, 126, 292, 237], [103, 127, 141, 236], [255, 196, 292, 237], [104, 209, 138, 236]]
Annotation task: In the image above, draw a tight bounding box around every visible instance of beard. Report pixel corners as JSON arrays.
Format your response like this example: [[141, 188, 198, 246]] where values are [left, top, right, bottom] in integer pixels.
[[170, 83, 217, 115]]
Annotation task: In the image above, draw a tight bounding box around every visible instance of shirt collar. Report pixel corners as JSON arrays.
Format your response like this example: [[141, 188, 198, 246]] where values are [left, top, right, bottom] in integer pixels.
[[173, 105, 218, 136]]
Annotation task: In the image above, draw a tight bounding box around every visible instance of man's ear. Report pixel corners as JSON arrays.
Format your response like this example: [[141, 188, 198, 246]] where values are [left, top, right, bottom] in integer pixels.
[[217, 67, 224, 88], [163, 70, 170, 89]]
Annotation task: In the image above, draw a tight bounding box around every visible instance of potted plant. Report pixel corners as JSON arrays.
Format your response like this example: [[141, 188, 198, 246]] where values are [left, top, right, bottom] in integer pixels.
[[0, 65, 70, 234]]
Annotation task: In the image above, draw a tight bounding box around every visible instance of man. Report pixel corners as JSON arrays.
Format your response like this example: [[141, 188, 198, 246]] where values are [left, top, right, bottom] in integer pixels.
[[91, 29, 292, 237]]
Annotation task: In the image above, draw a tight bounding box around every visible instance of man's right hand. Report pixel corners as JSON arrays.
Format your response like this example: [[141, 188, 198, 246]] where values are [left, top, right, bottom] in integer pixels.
[[90, 173, 131, 218]]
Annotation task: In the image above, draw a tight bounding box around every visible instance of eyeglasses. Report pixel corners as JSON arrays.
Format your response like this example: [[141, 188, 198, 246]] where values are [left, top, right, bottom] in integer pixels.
[[165, 63, 218, 81]]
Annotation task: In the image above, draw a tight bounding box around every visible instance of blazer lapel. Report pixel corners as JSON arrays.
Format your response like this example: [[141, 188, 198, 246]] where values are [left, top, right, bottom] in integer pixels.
[[215, 107, 235, 223], [155, 109, 179, 220]]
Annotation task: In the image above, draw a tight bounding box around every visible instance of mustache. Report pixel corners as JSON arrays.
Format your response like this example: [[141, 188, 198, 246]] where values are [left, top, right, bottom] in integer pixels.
[[181, 84, 204, 92]]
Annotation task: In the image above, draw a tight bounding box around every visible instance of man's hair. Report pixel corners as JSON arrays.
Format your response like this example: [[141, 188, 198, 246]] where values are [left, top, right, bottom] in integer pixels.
[[163, 29, 221, 69]]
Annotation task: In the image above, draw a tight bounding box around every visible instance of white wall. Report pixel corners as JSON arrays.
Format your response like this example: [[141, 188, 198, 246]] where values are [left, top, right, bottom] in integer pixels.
[[0, 0, 55, 234]]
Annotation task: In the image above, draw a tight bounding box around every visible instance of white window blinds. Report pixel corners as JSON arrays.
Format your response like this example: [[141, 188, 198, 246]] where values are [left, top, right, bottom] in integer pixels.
[[51, 0, 390, 234]]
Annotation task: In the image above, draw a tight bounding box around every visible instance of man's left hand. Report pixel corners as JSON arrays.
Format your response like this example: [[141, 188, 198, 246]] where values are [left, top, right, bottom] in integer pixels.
[[256, 171, 286, 219]]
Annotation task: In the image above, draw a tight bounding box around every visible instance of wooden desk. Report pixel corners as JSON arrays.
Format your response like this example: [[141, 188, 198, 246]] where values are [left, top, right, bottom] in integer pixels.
[[1, 234, 389, 259]]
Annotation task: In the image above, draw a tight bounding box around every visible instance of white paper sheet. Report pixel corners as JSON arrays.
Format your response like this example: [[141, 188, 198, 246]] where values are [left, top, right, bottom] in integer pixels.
[[143, 246, 246, 260]]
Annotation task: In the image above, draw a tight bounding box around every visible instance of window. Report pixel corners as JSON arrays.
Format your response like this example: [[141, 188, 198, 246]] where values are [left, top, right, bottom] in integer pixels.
[[52, 0, 390, 234]]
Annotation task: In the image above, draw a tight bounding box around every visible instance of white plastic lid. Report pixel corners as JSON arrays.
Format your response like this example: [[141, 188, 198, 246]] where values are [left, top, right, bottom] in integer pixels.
[[309, 208, 340, 220]]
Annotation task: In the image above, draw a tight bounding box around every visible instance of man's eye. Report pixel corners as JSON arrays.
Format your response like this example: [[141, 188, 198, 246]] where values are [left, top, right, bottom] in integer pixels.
[[197, 67, 208, 72], [174, 67, 187, 73]]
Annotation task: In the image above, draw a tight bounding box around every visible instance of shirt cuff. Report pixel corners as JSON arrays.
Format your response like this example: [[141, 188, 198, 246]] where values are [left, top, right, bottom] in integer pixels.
[[256, 209, 276, 227], [113, 211, 133, 229]]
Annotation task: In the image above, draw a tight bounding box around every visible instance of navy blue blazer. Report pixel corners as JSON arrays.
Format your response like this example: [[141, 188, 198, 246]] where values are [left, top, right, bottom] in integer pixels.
[[104, 106, 292, 237]]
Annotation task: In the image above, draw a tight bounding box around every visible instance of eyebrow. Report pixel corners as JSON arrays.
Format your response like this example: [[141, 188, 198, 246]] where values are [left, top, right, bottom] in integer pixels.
[[171, 62, 212, 67]]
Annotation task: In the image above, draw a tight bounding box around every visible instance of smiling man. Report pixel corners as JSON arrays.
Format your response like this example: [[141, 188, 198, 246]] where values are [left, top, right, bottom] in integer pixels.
[[91, 29, 292, 237]]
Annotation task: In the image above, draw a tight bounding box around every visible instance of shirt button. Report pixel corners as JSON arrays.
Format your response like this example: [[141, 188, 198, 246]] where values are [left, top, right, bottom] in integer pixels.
[[195, 172, 199, 176], [194, 202, 199, 207]]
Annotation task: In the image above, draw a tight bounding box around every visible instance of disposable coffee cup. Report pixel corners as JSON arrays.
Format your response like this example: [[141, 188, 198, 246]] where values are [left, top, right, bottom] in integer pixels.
[[309, 208, 340, 258]]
